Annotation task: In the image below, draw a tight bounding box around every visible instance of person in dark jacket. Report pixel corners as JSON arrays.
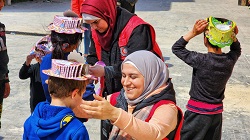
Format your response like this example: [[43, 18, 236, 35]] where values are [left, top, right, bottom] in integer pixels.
[[19, 56, 46, 113], [19, 35, 51, 113], [81, 0, 163, 97], [172, 17, 241, 140], [0, 22, 10, 129], [117, 0, 138, 13]]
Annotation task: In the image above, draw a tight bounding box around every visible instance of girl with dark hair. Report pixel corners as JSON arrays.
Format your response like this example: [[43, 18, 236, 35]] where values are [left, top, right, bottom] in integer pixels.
[[40, 14, 84, 103]]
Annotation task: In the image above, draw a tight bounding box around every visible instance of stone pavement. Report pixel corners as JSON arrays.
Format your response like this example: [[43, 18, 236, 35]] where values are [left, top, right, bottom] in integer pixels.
[[0, 0, 250, 139]]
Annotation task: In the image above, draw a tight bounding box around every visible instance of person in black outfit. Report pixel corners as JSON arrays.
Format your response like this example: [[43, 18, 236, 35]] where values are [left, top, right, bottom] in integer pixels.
[[0, 22, 10, 129], [117, 0, 138, 13], [172, 17, 241, 140], [19, 37, 49, 113]]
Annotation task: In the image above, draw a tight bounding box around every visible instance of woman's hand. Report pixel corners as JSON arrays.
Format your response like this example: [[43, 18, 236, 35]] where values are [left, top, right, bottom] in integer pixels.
[[89, 64, 105, 77], [72, 102, 90, 118], [80, 94, 120, 122]]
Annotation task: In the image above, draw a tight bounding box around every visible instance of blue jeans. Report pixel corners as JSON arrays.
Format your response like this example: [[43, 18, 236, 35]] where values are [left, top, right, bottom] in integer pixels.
[[83, 23, 91, 55]]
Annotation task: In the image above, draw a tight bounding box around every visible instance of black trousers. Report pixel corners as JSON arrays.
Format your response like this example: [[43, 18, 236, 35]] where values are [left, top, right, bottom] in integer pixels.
[[181, 110, 222, 140], [0, 80, 5, 128], [101, 119, 113, 140]]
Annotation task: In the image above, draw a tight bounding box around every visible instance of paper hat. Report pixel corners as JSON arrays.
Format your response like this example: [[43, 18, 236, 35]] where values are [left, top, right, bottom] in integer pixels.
[[30, 35, 53, 59], [42, 59, 91, 81], [48, 15, 85, 34], [205, 16, 236, 48]]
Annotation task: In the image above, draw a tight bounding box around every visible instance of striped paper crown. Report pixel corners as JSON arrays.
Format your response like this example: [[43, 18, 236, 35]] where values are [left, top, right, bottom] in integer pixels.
[[30, 35, 53, 59], [48, 15, 85, 34], [42, 59, 90, 81]]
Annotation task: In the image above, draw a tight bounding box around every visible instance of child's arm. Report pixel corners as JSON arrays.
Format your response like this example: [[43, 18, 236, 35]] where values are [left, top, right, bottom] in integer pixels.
[[172, 19, 208, 67], [183, 19, 208, 42], [19, 54, 35, 79], [229, 26, 241, 60], [25, 54, 35, 66]]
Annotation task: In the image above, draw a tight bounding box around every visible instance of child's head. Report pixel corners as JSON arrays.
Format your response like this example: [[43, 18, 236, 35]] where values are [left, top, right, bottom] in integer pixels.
[[42, 59, 89, 108], [43, 59, 90, 105], [48, 76, 87, 98], [50, 31, 82, 59], [204, 16, 236, 49], [203, 31, 220, 51], [48, 14, 84, 59], [30, 35, 53, 63]]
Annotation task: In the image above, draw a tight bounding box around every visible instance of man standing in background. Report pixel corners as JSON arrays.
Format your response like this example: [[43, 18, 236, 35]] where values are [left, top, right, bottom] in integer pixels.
[[117, 0, 138, 13], [0, 0, 4, 11], [0, 22, 10, 128]]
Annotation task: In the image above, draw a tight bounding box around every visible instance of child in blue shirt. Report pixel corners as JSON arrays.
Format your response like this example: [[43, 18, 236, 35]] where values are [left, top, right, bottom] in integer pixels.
[[23, 59, 90, 140]]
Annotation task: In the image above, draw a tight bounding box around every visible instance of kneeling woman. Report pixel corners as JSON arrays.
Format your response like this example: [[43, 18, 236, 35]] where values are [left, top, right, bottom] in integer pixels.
[[81, 50, 182, 140]]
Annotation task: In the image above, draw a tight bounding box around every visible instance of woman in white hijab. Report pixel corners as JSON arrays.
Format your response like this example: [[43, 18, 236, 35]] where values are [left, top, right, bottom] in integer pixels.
[[81, 50, 182, 140]]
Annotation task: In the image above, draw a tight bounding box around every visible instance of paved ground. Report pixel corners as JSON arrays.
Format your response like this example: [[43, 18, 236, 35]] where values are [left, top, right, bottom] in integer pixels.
[[0, 0, 250, 139]]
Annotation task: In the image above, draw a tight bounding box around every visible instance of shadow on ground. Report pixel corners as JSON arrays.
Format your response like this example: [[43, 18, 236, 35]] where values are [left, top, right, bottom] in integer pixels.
[[136, 0, 195, 11], [1, 0, 195, 12], [1, 0, 70, 12]]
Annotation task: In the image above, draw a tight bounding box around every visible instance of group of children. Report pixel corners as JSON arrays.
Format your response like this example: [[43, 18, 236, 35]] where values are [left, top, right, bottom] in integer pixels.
[[5, 2, 239, 139], [21, 11, 91, 139], [20, 13, 241, 140], [0, 0, 241, 139]]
